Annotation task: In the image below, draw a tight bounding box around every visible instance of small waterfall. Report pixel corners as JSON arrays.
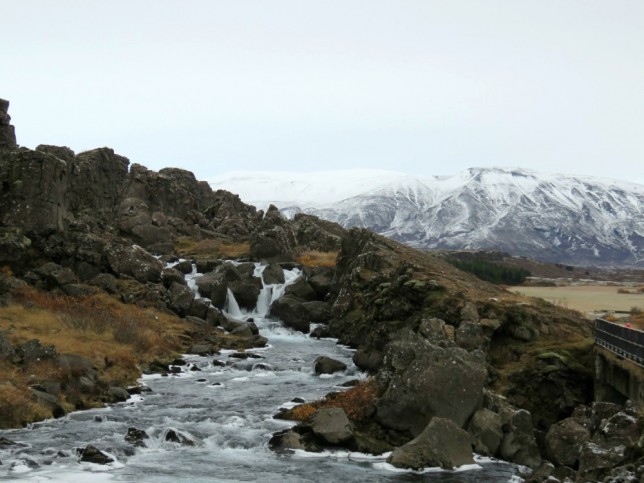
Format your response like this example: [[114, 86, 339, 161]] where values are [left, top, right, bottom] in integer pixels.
[[224, 288, 243, 318], [251, 265, 302, 318], [185, 263, 201, 297]]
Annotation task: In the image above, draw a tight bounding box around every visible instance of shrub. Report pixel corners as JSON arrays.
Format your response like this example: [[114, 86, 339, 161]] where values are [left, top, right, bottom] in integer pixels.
[[283, 379, 381, 422]]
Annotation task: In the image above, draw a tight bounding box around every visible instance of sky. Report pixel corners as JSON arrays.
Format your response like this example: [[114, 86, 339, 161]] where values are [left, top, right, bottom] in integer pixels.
[[2, 0, 644, 185]]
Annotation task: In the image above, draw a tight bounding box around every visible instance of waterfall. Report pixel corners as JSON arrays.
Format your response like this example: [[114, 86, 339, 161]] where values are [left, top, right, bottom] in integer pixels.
[[185, 263, 200, 297], [224, 288, 243, 318], [250, 265, 302, 318]]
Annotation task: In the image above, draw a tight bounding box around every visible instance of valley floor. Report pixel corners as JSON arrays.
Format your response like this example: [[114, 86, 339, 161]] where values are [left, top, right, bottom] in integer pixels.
[[512, 285, 644, 317]]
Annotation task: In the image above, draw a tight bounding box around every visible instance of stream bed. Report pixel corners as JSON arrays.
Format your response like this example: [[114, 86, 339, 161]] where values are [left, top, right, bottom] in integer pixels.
[[0, 265, 525, 482]]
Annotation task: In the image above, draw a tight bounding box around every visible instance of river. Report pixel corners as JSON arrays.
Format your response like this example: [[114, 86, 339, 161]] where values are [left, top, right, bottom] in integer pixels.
[[0, 264, 525, 482]]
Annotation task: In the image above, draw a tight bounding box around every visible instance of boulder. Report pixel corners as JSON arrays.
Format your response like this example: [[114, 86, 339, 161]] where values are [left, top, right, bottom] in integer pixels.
[[190, 344, 215, 356], [17, 339, 58, 364], [577, 442, 626, 483], [35, 262, 79, 289], [375, 330, 486, 436], [29, 388, 66, 418], [314, 356, 347, 375], [162, 267, 186, 288], [188, 298, 210, 319], [544, 416, 591, 467], [307, 268, 334, 298], [168, 282, 194, 316], [194, 272, 227, 307], [387, 417, 474, 470], [228, 278, 262, 311], [79, 445, 114, 465], [58, 353, 98, 379], [268, 429, 306, 453], [107, 386, 130, 402], [467, 408, 503, 456], [285, 278, 318, 301], [125, 427, 149, 447], [174, 259, 193, 274], [498, 408, 541, 469], [303, 408, 354, 445], [89, 273, 117, 293], [269, 294, 312, 333], [262, 263, 285, 285], [163, 428, 196, 446], [106, 244, 163, 283]]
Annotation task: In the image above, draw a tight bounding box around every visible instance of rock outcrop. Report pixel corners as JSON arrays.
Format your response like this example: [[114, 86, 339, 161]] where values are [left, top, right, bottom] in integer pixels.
[[0, 99, 16, 149]]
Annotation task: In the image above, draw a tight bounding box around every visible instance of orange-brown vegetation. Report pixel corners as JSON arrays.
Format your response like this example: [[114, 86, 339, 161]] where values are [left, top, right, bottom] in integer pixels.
[[0, 287, 188, 427], [297, 250, 338, 268], [175, 236, 250, 259], [285, 379, 380, 422]]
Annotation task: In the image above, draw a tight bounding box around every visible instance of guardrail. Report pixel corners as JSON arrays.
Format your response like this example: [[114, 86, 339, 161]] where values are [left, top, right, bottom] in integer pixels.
[[594, 318, 644, 368]]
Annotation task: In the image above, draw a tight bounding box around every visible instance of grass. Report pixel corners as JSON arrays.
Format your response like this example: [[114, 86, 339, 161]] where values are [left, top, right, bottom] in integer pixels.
[[174, 236, 250, 259], [297, 250, 338, 268], [0, 287, 189, 428]]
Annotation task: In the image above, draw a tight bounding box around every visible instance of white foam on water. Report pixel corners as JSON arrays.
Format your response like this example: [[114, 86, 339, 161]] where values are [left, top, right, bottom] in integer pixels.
[[373, 461, 483, 474]]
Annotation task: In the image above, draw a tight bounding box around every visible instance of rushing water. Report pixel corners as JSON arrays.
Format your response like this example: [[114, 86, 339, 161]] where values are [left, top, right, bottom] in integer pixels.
[[0, 264, 525, 482]]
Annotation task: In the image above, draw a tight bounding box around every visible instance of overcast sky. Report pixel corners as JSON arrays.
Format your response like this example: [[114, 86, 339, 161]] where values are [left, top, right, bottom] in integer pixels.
[[2, 1, 643, 184]]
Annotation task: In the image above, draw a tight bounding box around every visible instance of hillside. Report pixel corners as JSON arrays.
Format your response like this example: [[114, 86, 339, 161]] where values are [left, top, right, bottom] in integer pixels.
[[210, 167, 644, 267]]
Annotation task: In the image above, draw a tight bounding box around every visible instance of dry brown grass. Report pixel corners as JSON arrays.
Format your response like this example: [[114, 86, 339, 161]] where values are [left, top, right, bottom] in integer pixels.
[[285, 379, 380, 422], [175, 236, 250, 259], [0, 381, 51, 428], [0, 287, 189, 427], [298, 250, 338, 268]]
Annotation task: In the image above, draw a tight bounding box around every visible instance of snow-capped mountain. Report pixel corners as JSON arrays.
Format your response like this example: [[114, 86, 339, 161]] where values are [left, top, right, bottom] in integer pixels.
[[209, 168, 644, 267]]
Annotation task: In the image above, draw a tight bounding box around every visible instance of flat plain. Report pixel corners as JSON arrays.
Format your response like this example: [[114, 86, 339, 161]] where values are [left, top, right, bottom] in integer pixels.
[[512, 285, 644, 315]]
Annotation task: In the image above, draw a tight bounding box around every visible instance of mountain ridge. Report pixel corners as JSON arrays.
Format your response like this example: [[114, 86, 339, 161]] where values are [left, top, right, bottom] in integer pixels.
[[210, 167, 644, 267]]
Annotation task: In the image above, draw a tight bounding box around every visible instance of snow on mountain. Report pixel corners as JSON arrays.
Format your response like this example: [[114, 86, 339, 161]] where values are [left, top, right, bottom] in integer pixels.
[[209, 167, 644, 267], [207, 169, 411, 211]]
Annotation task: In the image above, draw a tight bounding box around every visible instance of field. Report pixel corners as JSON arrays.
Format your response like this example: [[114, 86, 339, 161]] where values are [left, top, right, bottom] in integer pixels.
[[512, 285, 644, 316]]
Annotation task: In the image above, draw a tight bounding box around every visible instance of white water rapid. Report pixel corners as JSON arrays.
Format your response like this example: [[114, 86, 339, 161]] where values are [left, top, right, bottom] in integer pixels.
[[0, 262, 523, 482]]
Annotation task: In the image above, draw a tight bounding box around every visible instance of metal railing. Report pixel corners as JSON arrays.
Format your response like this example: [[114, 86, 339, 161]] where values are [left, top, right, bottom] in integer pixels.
[[594, 318, 644, 368]]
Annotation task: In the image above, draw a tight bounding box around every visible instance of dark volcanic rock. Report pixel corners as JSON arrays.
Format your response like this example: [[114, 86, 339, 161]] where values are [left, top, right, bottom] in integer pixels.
[[79, 445, 114, 465], [544, 417, 591, 467], [250, 205, 297, 260], [106, 244, 163, 283], [375, 329, 486, 436], [17, 339, 58, 364], [125, 427, 149, 447], [467, 408, 503, 456], [0, 99, 17, 149], [302, 408, 354, 445], [262, 263, 285, 284], [387, 417, 474, 470], [314, 356, 347, 375]]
